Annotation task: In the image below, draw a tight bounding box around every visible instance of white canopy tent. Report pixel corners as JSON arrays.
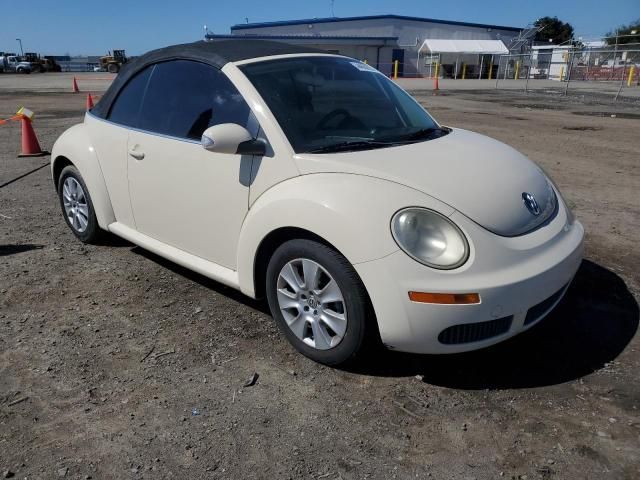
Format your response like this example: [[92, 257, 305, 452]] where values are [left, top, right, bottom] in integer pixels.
[[419, 39, 509, 55], [417, 39, 509, 78]]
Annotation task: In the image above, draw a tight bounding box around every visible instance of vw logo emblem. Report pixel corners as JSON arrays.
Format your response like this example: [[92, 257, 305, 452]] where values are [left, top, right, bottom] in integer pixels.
[[522, 192, 541, 216], [307, 296, 319, 309]]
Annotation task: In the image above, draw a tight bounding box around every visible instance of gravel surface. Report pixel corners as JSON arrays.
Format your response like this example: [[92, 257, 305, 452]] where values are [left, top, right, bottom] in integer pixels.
[[1, 86, 638, 479]]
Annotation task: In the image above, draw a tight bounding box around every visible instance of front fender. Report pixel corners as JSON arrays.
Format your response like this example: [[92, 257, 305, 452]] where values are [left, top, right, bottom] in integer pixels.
[[51, 123, 115, 229], [236, 173, 454, 297]]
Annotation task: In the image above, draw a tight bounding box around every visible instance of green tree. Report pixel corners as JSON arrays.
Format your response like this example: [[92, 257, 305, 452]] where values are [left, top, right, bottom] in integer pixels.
[[605, 19, 640, 45], [534, 16, 575, 44]]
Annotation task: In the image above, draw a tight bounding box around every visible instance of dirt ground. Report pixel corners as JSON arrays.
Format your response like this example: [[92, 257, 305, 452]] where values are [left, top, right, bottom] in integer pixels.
[[0, 83, 638, 480]]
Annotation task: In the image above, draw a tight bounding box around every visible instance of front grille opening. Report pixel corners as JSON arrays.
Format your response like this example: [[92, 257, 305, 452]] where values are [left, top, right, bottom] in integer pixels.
[[524, 284, 568, 326], [438, 316, 513, 345]]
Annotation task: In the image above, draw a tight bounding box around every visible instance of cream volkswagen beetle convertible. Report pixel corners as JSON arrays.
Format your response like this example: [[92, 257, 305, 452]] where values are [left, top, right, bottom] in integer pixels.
[[51, 41, 584, 365]]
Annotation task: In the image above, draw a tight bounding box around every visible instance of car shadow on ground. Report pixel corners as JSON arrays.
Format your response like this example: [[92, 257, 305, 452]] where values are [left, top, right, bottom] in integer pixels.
[[348, 259, 639, 389], [0, 244, 43, 256], [129, 245, 638, 389], [131, 246, 269, 314], [94, 233, 135, 248]]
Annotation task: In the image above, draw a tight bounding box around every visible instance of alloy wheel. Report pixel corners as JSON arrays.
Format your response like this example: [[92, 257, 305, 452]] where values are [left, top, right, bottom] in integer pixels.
[[62, 177, 89, 233], [276, 258, 348, 350]]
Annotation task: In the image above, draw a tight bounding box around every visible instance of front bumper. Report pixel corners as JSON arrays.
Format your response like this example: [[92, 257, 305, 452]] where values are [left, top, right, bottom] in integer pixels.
[[354, 207, 585, 354]]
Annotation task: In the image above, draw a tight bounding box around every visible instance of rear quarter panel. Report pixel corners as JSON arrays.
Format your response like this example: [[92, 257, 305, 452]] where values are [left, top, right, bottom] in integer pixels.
[[51, 121, 115, 229]]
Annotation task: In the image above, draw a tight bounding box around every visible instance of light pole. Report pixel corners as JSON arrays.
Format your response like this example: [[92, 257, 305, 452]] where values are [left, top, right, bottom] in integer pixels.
[[16, 38, 24, 56]]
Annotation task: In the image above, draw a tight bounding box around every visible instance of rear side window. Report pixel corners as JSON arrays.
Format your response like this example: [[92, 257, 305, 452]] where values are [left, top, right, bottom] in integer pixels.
[[138, 60, 250, 140], [107, 66, 153, 127]]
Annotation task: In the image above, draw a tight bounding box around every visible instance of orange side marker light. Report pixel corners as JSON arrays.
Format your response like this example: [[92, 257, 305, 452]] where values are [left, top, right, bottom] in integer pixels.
[[408, 292, 480, 305]]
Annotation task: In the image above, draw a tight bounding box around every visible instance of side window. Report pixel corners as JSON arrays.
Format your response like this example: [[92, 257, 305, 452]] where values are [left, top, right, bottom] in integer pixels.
[[139, 60, 250, 140], [107, 66, 153, 127]]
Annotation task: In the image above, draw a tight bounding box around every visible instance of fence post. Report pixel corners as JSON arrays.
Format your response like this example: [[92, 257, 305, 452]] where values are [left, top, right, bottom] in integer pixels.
[[525, 53, 531, 93], [628, 66, 635, 87], [393, 60, 399, 79], [615, 62, 627, 101], [612, 31, 619, 80], [564, 50, 574, 96], [515, 60, 520, 79]]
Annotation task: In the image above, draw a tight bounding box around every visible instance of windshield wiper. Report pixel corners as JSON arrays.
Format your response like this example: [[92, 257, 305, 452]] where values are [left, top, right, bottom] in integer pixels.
[[404, 126, 450, 140], [383, 126, 450, 143], [306, 140, 397, 154], [306, 128, 450, 153]]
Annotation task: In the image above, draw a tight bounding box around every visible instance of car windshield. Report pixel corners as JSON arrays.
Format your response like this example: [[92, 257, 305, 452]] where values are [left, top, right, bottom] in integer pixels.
[[240, 56, 447, 153]]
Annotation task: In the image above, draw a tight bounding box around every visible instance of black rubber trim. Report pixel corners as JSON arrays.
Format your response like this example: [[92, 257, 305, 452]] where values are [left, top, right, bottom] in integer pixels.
[[438, 316, 513, 345], [524, 284, 567, 325]]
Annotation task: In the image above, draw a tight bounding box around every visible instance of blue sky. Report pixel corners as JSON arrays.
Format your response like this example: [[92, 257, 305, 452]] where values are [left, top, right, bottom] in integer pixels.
[[3, 0, 638, 56]]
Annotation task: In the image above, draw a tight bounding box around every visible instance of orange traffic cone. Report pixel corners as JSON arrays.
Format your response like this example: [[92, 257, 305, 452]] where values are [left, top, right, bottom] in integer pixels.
[[72, 76, 79, 93], [18, 116, 49, 157], [86, 93, 94, 110]]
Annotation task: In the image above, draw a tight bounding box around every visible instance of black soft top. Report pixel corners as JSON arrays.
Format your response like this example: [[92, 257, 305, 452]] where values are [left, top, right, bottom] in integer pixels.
[[91, 40, 324, 119]]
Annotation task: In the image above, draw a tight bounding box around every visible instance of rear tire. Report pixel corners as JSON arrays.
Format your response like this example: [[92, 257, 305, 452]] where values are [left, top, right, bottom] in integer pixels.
[[57, 166, 102, 243], [266, 239, 374, 366], [107, 63, 119, 74]]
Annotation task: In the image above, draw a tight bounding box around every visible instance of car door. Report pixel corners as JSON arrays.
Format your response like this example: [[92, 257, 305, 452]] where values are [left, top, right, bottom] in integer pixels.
[[88, 65, 154, 229], [127, 60, 255, 270]]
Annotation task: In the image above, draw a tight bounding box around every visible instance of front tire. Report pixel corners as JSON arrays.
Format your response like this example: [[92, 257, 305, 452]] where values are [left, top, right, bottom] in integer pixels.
[[266, 239, 374, 366], [57, 165, 102, 243]]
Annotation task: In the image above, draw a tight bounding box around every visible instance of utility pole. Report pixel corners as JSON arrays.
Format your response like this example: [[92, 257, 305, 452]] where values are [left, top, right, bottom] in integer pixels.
[[16, 38, 24, 56]]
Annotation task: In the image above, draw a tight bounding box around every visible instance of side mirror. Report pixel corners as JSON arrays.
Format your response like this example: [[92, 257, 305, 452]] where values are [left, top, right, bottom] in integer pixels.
[[201, 123, 266, 156]]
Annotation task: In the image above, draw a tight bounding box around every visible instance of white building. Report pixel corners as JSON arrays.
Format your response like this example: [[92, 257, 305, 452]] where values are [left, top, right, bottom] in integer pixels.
[[206, 14, 522, 78]]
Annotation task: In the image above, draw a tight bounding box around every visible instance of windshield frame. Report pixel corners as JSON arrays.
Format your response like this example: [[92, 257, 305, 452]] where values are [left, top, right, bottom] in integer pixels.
[[236, 54, 444, 154]]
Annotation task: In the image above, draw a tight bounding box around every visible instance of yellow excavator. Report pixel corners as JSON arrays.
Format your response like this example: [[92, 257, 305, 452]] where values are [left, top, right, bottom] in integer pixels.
[[99, 50, 128, 73]]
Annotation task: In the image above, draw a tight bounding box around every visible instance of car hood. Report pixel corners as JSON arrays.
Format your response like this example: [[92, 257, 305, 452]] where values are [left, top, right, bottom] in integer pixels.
[[293, 128, 556, 237]]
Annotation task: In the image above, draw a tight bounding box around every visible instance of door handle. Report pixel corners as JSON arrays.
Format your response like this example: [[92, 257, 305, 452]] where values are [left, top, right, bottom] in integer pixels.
[[128, 149, 145, 160]]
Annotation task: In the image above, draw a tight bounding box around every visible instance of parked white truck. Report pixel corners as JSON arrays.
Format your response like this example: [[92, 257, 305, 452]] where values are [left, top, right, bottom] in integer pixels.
[[0, 54, 32, 73]]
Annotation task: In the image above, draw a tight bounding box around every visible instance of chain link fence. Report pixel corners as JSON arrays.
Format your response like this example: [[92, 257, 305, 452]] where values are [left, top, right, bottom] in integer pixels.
[[375, 41, 640, 102], [494, 43, 640, 100]]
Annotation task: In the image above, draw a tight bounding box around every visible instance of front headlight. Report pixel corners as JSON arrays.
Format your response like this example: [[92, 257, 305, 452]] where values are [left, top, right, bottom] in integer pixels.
[[391, 208, 469, 269]]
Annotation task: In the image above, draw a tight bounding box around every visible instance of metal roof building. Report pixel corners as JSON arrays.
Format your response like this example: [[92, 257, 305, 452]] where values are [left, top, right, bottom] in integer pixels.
[[206, 14, 523, 78]]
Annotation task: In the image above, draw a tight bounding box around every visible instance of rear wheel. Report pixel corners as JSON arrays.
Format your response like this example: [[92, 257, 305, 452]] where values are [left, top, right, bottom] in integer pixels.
[[266, 239, 374, 365], [57, 166, 102, 243], [107, 63, 119, 74]]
